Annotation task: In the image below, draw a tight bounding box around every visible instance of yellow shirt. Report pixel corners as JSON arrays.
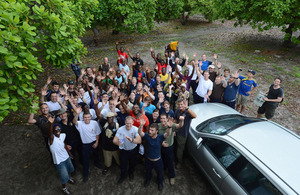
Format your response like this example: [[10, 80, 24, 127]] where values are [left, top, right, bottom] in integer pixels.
[[160, 73, 172, 85]]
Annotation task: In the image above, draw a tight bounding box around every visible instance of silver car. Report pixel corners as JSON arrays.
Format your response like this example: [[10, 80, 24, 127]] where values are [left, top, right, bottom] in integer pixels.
[[187, 103, 300, 195]]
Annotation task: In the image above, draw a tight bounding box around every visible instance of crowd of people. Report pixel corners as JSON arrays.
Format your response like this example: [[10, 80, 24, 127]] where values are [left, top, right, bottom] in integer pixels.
[[28, 41, 284, 194]]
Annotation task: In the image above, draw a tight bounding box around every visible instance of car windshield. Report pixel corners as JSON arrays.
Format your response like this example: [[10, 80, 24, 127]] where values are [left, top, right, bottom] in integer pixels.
[[197, 115, 263, 135]]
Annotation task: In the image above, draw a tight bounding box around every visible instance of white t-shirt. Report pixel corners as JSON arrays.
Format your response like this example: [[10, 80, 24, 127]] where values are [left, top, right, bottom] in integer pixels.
[[79, 109, 97, 121], [97, 101, 109, 110], [75, 120, 101, 144], [46, 101, 61, 112], [78, 91, 92, 106], [119, 64, 130, 73], [116, 125, 139, 150], [49, 133, 69, 165], [196, 74, 213, 97], [101, 107, 120, 121], [189, 65, 198, 80]]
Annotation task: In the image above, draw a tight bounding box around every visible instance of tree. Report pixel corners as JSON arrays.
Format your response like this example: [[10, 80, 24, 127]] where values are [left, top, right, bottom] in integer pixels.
[[0, 0, 97, 122], [181, 0, 214, 25], [213, 0, 300, 45]]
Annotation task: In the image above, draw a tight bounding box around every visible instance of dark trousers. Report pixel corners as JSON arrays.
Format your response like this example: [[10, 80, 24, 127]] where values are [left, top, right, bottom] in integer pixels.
[[119, 147, 138, 179], [210, 98, 221, 103], [190, 80, 197, 93], [145, 158, 164, 184], [194, 93, 204, 103], [223, 100, 236, 109], [68, 140, 82, 169], [82, 141, 100, 178], [161, 145, 175, 178]]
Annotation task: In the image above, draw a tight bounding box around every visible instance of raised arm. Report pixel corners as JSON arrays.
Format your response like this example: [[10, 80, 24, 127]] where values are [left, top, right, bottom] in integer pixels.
[[93, 98, 102, 121], [196, 60, 203, 78], [127, 48, 133, 59], [115, 41, 119, 52], [216, 62, 222, 76], [48, 116, 55, 145], [72, 107, 82, 126], [137, 118, 146, 137]]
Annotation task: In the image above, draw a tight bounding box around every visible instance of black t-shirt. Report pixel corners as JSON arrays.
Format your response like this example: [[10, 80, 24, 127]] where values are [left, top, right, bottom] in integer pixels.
[[210, 83, 225, 100], [99, 64, 110, 72], [174, 109, 192, 137], [132, 57, 144, 66], [117, 112, 128, 126], [102, 123, 119, 151], [60, 118, 81, 144], [34, 113, 56, 138], [146, 113, 160, 124], [267, 84, 283, 105], [209, 72, 217, 83]]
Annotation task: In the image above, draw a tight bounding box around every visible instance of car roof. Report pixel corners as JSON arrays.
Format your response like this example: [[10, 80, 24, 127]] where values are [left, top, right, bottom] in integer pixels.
[[227, 122, 300, 193]]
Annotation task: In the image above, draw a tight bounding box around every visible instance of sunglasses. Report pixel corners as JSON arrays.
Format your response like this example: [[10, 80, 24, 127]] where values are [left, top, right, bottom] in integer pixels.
[[54, 128, 61, 131]]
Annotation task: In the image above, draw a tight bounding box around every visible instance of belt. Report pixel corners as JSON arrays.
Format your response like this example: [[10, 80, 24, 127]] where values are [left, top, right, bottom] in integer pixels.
[[225, 99, 236, 102]]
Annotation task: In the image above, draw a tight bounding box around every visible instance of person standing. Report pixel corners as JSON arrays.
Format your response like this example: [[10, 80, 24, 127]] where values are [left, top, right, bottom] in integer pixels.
[[222, 72, 240, 109], [257, 78, 283, 119], [101, 112, 120, 175], [73, 108, 102, 183], [236, 70, 257, 113], [174, 99, 197, 168], [138, 119, 172, 191], [113, 116, 142, 184], [158, 113, 184, 185], [48, 117, 75, 195], [194, 61, 213, 103]]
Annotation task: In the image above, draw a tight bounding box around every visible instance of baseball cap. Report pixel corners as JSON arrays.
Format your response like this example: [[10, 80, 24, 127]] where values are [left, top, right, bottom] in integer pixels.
[[68, 80, 74, 85], [248, 70, 256, 75], [208, 65, 215, 69], [106, 112, 115, 118]]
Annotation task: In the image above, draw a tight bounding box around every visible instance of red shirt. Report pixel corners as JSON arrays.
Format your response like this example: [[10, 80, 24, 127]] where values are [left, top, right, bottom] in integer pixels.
[[130, 110, 149, 132], [157, 63, 167, 75], [117, 50, 128, 64]]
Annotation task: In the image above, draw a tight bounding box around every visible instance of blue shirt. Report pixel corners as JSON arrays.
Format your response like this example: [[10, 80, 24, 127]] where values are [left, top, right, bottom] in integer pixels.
[[198, 60, 212, 70], [223, 82, 239, 101], [159, 108, 175, 118], [144, 133, 165, 159], [140, 102, 156, 114], [238, 75, 257, 96]]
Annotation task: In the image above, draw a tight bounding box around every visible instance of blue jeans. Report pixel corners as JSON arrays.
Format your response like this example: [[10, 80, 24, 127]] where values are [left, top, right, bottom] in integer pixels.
[[119, 147, 138, 179], [223, 100, 236, 109], [82, 141, 100, 178], [55, 158, 74, 184], [145, 158, 164, 184], [161, 145, 175, 178]]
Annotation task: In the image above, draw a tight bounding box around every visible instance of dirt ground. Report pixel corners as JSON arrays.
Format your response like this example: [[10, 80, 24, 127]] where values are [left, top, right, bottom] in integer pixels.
[[0, 16, 299, 194]]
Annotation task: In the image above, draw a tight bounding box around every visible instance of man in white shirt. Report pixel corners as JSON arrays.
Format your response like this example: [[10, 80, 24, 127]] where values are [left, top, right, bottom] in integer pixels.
[[73, 107, 102, 183], [42, 92, 63, 112], [194, 61, 213, 103], [113, 116, 142, 184]]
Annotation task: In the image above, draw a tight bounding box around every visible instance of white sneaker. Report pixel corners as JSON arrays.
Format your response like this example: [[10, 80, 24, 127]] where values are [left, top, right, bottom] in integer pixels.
[[62, 187, 71, 195], [170, 178, 175, 185]]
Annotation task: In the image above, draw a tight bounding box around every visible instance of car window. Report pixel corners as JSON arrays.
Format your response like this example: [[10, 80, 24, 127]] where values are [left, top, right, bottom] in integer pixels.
[[204, 138, 281, 195], [197, 115, 263, 135]]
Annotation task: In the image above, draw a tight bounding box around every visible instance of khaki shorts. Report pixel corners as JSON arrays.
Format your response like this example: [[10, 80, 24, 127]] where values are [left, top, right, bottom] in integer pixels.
[[103, 149, 120, 167], [236, 93, 249, 106]]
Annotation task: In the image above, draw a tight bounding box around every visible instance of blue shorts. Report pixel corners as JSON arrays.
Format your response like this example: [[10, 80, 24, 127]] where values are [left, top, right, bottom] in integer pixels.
[[55, 157, 74, 184]]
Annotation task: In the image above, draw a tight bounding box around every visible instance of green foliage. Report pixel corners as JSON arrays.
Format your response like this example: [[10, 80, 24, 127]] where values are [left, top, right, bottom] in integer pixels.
[[182, 0, 214, 22], [91, 0, 185, 34], [213, 0, 300, 44], [0, 0, 97, 122], [155, 0, 184, 22]]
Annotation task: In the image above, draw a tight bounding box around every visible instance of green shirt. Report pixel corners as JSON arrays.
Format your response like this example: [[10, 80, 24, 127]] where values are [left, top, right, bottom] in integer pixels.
[[158, 123, 177, 146]]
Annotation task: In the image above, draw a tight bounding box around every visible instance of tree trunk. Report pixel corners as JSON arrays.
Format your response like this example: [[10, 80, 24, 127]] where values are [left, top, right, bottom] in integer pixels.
[[283, 23, 295, 47], [180, 12, 189, 25], [92, 28, 100, 46]]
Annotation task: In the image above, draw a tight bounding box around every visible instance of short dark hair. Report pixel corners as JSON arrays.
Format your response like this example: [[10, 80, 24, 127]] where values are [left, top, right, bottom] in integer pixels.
[[177, 98, 184, 103], [153, 109, 159, 113], [52, 81, 59, 86], [274, 77, 282, 82], [150, 123, 158, 131], [160, 113, 167, 118]]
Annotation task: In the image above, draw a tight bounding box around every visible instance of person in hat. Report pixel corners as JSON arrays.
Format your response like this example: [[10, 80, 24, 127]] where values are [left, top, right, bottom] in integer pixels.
[[208, 63, 222, 83], [222, 71, 241, 109], [236, 69, 257, 113], [67, 80, 76, 97], [57, 107, 82, 170], [48, 117, 75, 195], [101, 112, 120, 175]]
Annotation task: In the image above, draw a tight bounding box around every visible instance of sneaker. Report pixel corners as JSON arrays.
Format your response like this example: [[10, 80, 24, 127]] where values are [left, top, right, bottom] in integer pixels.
[[68, 177, 75, 184], [62, 187, 71, 195], [170, 178, 175, 185], [102, 167, 109, 175]]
